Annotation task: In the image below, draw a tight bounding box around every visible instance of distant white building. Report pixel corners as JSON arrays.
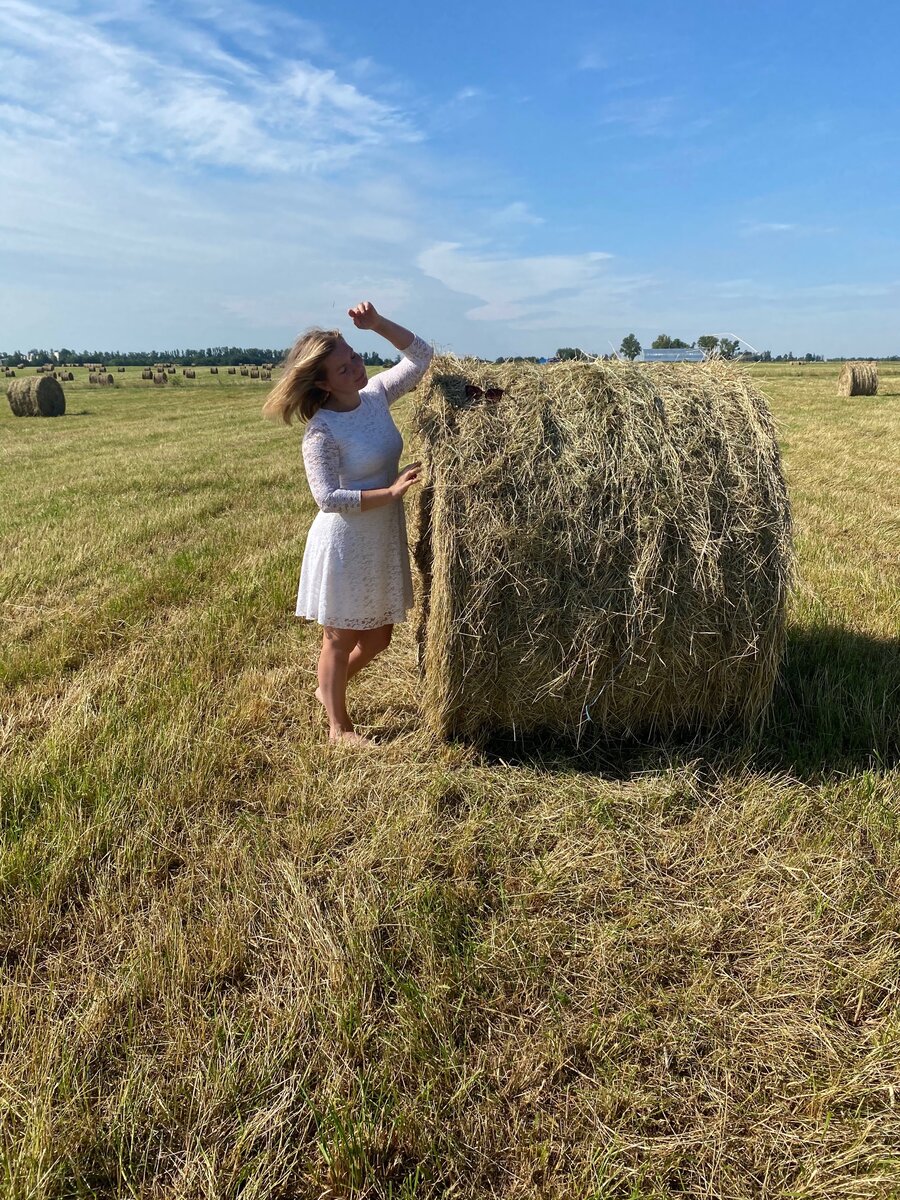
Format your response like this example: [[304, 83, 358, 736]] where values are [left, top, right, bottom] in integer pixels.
[[641, 348, 705, 363]]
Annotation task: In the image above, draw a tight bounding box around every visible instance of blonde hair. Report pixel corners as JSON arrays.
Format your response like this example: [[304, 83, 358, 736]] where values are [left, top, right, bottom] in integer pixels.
[[262, 327, 342, 426]]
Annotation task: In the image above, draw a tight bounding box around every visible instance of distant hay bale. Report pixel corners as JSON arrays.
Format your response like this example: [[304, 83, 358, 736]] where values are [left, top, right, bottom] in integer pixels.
[[261, 369, 271, 380], [250, 367, 260, 378], [141, 369, 153, 380], [240, 367, 249, 376], [117, 366, 125, 373], [7, 374, 66, 417], [838, 361, 877, 396], [412, 356, 792, 743], [227, 367, 236, 375], [210, 366, 218, 374], [167, 367, 175, 375], [89, 373, 99, 384], [184, 369, 196, 379], [153, 372, 167, 385], [4, 370, 15, 378]]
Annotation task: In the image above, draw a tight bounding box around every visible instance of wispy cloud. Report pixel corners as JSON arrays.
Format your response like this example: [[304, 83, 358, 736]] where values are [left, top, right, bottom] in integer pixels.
[[577, 50, 607, 71], [597, 95, 676, 136], [416, 242, 653, 329], [740, 220, 838, 237], [489, 202, 545, 228], [1, 0, 419, 173]]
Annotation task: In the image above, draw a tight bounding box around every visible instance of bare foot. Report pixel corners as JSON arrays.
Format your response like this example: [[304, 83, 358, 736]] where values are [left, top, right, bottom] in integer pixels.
[[328, 730, 377, 748], [314, 686, 325, 708]]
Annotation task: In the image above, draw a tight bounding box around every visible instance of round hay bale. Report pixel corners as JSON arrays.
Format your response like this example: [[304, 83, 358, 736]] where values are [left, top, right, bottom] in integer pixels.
[[837, 361, 878, 396], [210, 366, 218, 374], [240, 367, 249, 376], [167, 367, 175, 375], [141, 369, 153, 380], [412, 356, 793, 743], [5, 370, 15, 378], [117, 366, 126, 373], [261, 369, 271, 380], [153, 372, 167, 385], [250, 367, 260, 378], [227, 367, 236, 375], [7, 374, 66, 417], [185, 369, 196, 379], [89, 373, 99, 384]]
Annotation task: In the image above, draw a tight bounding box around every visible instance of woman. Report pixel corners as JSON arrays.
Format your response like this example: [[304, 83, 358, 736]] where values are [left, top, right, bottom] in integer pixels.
[[263, 301, 433, 745]]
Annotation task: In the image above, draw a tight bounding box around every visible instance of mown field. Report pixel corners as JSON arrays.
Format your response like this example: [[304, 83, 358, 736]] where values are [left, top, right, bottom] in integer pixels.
[[1, 361, 898, 1198]]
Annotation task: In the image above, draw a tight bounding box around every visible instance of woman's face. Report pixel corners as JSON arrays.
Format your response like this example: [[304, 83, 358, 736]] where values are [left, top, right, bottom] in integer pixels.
[[319, 338, 368, 400]]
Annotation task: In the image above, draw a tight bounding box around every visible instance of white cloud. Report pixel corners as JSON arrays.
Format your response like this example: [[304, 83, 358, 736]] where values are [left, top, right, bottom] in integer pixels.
[[597, 96, 676, 135], [740, 220, 838, 237], [416, 242, 653, 327], [0, 0, 419, 173], [489, 202, 545, 227]]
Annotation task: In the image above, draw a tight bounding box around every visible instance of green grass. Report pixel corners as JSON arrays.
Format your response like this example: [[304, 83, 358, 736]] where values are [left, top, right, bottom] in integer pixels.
[[1, 362, 898, 1198]]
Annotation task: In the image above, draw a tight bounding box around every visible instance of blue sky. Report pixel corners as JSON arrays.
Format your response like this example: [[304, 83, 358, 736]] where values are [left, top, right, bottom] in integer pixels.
[[2, 0, 898, 357]]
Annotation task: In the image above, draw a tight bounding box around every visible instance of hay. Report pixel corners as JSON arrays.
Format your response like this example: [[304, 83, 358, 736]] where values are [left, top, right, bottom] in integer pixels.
[[250, 367, 260, 378], [261, 369, 271, 380], [210, 366, 218, 374], [227, 367, 236, 375], [167, 368, 175, 375], [153, 372, 167, 385], [7, 375, 65, 417], [838, 361, 877, 396], [184, 369, 196, 379], [89, 373, 99, 384], [117, 366, 125, 372], [141, 369, 153, 380], [411, 356, 792, 743], [240, 367, 249, 376]]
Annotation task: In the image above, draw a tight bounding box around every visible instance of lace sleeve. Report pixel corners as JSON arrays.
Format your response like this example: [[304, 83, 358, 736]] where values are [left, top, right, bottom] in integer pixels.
[[373, 334, 434, 407], [301, 423, 361, 513]]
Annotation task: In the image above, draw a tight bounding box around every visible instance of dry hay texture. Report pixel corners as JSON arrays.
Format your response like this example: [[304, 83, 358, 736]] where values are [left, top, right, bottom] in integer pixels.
[[412, 356, 792, 744], [141, 369, 153, 380], [7, 374, 65, 417], [838, 360, 878, 396]]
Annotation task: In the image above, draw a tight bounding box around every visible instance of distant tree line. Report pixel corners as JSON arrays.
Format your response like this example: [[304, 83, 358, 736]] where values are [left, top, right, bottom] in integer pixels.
[[0, 347, 400, 368]]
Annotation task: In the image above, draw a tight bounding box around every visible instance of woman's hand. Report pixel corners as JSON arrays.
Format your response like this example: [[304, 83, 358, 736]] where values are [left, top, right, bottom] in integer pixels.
[[390, 462, 423, 499], [348, 301, 381, 331]]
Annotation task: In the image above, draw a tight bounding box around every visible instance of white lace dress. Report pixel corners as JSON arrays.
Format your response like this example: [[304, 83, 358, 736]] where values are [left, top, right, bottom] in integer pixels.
[[296, 335, 434, 630]]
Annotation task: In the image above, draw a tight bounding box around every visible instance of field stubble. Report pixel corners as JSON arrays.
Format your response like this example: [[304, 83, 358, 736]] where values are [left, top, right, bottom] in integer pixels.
[[0, 364, 899, 1198]]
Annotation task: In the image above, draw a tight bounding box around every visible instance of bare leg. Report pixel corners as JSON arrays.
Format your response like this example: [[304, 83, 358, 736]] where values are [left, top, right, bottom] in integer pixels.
[[315, 625, 393, 707], [317, 626, 367, 742]]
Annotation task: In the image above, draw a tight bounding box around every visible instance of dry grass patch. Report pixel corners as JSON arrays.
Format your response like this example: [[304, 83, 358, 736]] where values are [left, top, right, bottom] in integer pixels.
[[0, 365, 898, 1197]]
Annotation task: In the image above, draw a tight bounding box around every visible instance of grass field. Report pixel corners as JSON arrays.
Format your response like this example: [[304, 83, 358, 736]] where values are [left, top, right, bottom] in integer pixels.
[[1, 362, 898, 1198]]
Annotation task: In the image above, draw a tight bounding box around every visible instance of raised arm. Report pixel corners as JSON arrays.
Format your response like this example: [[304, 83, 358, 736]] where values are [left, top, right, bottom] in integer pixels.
[[301, 423, 361, 514], [348, 301, 434, 407], [373, 335, 434, 407]]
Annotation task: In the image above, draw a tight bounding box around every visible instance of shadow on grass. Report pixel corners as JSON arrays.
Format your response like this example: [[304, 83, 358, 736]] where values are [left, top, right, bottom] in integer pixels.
[[762, 624, 899, 776], [470, 624, 900, 781]]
